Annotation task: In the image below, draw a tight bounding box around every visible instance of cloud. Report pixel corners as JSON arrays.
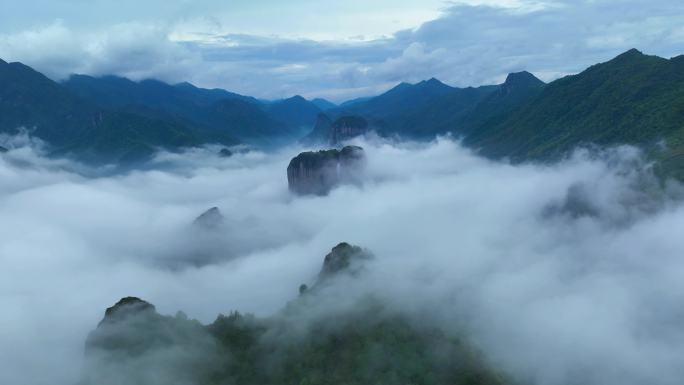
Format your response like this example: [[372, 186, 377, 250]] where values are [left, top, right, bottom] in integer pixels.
[[2, 1, 684, 101], [2, 136, 684, 384], [0, 20, 201, 82]]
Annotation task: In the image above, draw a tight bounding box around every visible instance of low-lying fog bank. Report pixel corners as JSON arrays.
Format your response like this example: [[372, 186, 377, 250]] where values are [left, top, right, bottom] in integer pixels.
[[1, 136, 684, 385]]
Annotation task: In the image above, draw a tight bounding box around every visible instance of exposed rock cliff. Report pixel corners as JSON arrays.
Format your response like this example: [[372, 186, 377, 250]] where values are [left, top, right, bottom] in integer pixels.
[[100, 296, 156, 325], [329, 116, 369, 144], [319, 242, 372, 280], [302, 114, 370, 145], [287, 146, 366, 195]]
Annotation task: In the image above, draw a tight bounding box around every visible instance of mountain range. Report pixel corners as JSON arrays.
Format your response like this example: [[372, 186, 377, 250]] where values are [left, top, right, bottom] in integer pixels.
[[2, 49, 684, 176]]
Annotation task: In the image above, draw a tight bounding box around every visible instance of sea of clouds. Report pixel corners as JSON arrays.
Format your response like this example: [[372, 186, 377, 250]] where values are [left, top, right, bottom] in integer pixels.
[[1, 135, 684, 385]]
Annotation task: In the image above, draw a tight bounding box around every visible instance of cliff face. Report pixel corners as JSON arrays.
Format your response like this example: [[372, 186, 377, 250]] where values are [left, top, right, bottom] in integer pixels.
[[329, 116, 369, 145], [287, 146, 365, 195], [302, 114, 369, 145]]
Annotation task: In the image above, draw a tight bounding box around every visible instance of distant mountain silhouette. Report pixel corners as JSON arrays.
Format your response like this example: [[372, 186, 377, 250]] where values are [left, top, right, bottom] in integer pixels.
[[64, 75, 321, 147], [330, 77, 501, 138], [311, 98, 337, 110], [0, 60, 235, 163], [5, 49, 684, 176], [263, 95, 322, 137]]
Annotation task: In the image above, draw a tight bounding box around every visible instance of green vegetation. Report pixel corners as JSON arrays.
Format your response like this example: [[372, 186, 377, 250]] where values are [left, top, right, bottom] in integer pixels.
[[82, 244, 507, 385], [465, 50, 684, 173]]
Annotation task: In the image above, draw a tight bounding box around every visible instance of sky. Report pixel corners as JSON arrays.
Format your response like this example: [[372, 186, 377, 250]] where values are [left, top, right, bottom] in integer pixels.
[[1, 0, 684, 101], [2, 134, 684, 385]]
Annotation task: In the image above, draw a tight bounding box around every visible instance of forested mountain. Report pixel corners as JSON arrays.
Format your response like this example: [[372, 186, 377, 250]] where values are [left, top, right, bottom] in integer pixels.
[[464, 49, 684, 173], [331, 78, 501, 138], [320, 49, 684, 178], [64, 75, 321, 146], [80, 243, 505, 385], [0, 59, 235, 163], [4, 49, 684, 176]]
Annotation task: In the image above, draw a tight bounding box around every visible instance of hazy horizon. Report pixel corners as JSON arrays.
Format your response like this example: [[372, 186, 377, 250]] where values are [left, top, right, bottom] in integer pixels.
[[2, 0, 683, 101]]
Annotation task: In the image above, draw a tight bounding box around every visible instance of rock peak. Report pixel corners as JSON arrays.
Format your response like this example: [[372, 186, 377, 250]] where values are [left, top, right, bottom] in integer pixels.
[[287, 146, 366, 195], [319, 242, 371, 279], [612, 48, 648, 63], [194, 207, 224, 229], [504, 71, 544, 87], [100, 297, 156, 325]]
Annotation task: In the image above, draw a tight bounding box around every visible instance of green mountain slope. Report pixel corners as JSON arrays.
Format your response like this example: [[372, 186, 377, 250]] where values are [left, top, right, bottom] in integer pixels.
[[0, 60, 238, 163], [0, 59, 97, 146], [324, 74, 544, 141], [466, 49, 684, 171]]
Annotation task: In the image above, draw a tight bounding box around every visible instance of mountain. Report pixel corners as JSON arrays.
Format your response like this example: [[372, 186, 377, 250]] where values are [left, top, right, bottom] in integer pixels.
[[301, 113, 333, 144], [464, 49, 684, 176], [64, 75, 258, 111], [339, 96, 373, 107], [287, 146, 366, 195], [302, 114, 371, 145], [332, 78, 500, 138], [65, 76, 322, 146], [329, 116, 370, 144], [0, 60, 235, 163], [0, 59, 97, 146], [336, 78, 458, 118], [311, 98, 337, 110], [7, 49, 684, 173], [81, 243, 505, 385], [206, 98, 290, 145], [455, 71, 546, 136], [263, 95, 322, 135]]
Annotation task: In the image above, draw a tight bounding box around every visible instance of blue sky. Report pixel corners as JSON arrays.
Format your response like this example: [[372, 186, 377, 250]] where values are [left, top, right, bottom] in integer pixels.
[[1, 0, 683, 101]]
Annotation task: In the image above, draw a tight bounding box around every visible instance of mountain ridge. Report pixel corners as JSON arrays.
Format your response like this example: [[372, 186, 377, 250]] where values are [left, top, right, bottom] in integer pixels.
[[3, 49, 684, 177]]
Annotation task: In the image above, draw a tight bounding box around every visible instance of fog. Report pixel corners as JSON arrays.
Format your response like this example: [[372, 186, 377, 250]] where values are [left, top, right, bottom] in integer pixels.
[[1, 136, 684, 385]]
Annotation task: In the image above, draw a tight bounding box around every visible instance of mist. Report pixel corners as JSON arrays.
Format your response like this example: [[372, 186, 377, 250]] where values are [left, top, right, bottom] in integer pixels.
[[1, 136, 684, 385]]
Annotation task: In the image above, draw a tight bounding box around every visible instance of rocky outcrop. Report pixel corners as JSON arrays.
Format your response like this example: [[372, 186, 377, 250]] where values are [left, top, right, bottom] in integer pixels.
[[193, 207, 224, 229], [83, 296, 217, 385], [298, 242, 372, 296], [329, 116, 368, 144], [319, 242, 372, 280], [499, 71, 545, 97], [287, 146, 366, 195], [99, 296, 156, 326]]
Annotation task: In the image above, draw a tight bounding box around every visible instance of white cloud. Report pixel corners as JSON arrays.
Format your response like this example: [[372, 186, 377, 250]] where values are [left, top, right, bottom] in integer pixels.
[[1, 137, 684, 385], [0, 21, 200, 81], [1, 1, 684, 101]]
